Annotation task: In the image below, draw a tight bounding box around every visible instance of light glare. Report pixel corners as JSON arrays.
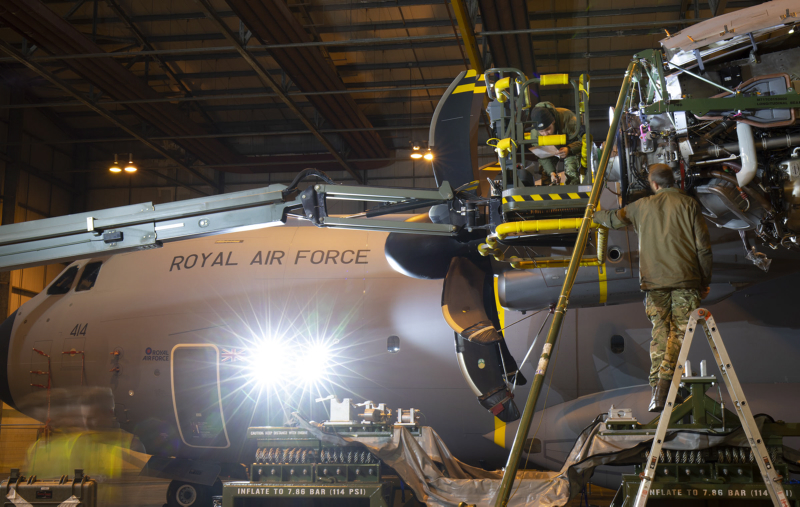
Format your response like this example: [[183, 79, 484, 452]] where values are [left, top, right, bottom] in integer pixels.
[[248, 339, 291, 386], [244, 337, 335, 388], [303, 343, 331, 382]]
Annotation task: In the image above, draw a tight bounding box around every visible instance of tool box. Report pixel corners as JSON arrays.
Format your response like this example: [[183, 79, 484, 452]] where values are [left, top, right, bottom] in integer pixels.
[[2, 469, 96, 507]]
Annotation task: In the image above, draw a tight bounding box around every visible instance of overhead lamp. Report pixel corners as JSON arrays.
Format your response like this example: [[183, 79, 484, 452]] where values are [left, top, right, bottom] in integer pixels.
[[124, 153, 137, 173], [410, 142, 423, 159], [423, 149, 433, 161], [790, 26, 796, 34], [109, 154, 122, 173]]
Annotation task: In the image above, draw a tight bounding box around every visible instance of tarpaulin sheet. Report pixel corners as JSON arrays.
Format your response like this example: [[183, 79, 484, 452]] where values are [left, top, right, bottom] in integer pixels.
[[295, 413, 798, 506]]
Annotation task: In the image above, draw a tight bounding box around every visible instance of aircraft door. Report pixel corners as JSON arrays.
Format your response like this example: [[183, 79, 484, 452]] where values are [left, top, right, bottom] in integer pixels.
[[170, 344, 230, 449]]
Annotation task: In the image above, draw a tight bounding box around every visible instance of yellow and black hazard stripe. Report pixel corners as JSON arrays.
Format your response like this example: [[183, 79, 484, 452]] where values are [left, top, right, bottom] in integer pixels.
[[502, 192, 590, 204], [452, 70, 487, 95]]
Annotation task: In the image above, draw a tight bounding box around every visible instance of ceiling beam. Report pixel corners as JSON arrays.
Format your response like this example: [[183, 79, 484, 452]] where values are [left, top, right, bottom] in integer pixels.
[[48, 63, 626, 88], [0, 40, 215, 196], [1, 124, 435, 146], [1, 19, 703, 65], [53, 94, 448, 118], [194, 0, 364, 184], [0, 84, 451, 110], [104, 0, 217, 128], [529, 0, 757, 20]]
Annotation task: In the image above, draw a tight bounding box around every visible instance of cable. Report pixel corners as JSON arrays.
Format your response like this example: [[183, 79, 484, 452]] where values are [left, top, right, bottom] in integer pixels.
[[498, 343, 511, 390], [498, 307, 547, 333], [282, 168, 335, 198]]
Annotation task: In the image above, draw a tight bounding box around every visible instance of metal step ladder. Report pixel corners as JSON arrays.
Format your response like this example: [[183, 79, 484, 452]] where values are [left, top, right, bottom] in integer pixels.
[[633, 308, 790, 507]]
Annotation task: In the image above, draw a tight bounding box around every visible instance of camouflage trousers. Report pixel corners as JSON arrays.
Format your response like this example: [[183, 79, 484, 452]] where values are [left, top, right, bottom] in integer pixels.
[[539, 154, 581, 185], [645, 288, 701, 387]]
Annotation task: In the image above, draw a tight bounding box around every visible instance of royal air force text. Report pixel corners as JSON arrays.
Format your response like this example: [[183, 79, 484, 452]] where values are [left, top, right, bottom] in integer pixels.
[[169, 250, 370, 271]]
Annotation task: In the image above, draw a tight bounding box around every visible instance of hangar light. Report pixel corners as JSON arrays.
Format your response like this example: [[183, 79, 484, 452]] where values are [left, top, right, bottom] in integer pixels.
[[109, 154, 122, 173], [124, 153, 138, 173], [423, 150, 433, 161]]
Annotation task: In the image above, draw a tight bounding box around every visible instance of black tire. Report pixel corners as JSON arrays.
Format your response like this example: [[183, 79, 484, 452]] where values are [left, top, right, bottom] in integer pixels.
[[166, 480, 211, 507]]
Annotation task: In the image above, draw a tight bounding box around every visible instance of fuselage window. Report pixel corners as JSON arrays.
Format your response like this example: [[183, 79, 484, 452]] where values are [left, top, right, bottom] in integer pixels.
[[75, 261, 103, 292], [46, 266, 79, 295]]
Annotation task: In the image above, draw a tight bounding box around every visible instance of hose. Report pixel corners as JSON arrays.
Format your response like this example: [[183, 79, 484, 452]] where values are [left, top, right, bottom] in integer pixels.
[[736, 123, 757, 186], [282, 168, 336, 198]]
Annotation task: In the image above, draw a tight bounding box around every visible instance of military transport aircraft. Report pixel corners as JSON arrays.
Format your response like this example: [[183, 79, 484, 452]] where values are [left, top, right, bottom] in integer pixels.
[[1, 2, 799, 505], [1, 214, 800, 505]]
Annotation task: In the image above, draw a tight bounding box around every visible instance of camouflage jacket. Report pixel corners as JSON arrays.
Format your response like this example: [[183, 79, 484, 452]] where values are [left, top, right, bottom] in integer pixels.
[[533, 101, 582, 157], [593, 187, 713, 291]]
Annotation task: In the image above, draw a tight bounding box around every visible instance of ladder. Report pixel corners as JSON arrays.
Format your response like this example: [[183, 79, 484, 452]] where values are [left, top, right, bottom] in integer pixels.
[[633, 308, 790, 507]]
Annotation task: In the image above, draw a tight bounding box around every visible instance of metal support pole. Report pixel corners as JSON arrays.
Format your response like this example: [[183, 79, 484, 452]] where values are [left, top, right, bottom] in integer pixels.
[[493, 60, 639, 507]]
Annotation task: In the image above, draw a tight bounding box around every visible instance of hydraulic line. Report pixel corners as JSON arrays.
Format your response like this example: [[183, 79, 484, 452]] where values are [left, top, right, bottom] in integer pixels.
[[494, 60, 639, 507]]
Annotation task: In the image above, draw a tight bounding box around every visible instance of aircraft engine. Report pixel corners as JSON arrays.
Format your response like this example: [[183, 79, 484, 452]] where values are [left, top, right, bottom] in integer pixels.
[[609, 14, 800, 253]]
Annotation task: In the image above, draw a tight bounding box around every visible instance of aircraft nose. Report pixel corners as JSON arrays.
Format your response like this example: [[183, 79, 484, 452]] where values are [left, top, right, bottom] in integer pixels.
[[0, 311, 16, 409]]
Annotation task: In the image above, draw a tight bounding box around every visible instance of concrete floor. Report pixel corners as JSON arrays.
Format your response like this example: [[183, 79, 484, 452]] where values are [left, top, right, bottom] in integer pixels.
[[99, 474, 171, 507]]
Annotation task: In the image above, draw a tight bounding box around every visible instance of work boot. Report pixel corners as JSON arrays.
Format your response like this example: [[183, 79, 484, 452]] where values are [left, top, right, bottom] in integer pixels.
[[539, 172, 552, 186], [648, 378, 671, 413]]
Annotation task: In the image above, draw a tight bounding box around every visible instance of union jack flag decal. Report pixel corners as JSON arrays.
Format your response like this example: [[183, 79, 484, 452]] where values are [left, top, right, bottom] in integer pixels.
[[220, 348, 246, 363]]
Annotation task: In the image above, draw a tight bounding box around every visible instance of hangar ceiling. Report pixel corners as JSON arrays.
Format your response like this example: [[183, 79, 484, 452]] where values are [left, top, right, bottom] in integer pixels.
[[0, 0, 763, 193]]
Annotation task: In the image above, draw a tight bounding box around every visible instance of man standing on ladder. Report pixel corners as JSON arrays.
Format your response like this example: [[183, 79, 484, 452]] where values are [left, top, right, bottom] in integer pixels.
[[529, 103, 583, 185], [593, 164, 713, 412]]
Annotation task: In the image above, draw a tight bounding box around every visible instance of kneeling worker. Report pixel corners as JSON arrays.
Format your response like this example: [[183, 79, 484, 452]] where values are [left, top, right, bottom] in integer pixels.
[[593, 164, 712, 412], [529, 102, 583, 185]]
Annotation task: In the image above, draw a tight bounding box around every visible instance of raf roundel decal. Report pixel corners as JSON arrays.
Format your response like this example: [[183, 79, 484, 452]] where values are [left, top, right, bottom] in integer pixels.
[[145, 347, 152, 355]]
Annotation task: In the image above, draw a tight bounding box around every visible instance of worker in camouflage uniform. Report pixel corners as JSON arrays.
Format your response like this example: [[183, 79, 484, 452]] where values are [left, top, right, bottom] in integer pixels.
[[529, 102, 583, 185], [593, 164, 712, 412]]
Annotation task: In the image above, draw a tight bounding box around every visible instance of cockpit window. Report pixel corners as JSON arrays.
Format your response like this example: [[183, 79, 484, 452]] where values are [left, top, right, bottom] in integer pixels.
[[75, 261, 103, 292], [47, 266, 79, 295]]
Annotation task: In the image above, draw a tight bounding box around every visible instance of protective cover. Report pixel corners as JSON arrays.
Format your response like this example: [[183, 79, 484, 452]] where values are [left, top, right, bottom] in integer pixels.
[[296, 416, 568, 506], [295, 413, 800, 507], [659, 0, 798, 55]]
